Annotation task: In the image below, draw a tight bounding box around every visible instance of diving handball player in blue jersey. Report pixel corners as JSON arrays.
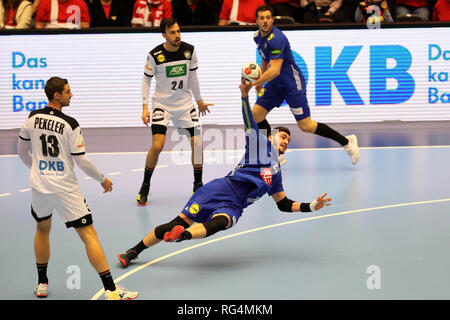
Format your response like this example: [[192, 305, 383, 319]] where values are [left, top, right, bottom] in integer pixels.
[[249, 5, 359, 165], [117, 78, 332, 268]]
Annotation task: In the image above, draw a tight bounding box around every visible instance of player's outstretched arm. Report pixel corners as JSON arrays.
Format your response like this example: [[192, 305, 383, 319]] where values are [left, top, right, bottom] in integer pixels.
[[239, 77, 258, 132], [272, 191, 332, 213]]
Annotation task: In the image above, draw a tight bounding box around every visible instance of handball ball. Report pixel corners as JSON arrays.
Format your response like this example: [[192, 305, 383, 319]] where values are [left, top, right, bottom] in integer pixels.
[[241, 62, 261, 83]]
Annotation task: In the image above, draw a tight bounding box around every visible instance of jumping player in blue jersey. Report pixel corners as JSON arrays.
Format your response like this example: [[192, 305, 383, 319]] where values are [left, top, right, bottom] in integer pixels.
[[117, 78, 332, 268], [248, 5, 360, 165]]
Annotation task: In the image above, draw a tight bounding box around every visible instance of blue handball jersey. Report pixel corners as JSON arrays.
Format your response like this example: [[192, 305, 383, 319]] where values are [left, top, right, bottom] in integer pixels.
[[254, 26, 306, 90], [224, 97, 284, 209]]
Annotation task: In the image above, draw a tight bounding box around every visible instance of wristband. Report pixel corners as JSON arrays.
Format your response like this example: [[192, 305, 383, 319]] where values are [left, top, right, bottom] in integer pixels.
[[300, 202, 312, 212]]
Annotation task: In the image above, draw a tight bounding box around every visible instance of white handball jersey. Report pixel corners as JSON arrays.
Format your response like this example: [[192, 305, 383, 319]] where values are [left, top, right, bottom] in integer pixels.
[[19, 107, 86, 194], [144, 41, 198, 108]]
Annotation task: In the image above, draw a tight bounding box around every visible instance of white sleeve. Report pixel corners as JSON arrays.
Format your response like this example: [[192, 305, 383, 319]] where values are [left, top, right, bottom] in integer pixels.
[[142, 74, 152, 105], [17, 138, 32, 168], [73, 154, 106, 183], [189, 69, 202, 101]]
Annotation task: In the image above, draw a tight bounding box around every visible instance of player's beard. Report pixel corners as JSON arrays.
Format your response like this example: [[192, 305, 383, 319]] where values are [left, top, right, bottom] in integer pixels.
[[170, 38, 181, 47], [259, 23, 272, 36], [61, 98, 71, 107]]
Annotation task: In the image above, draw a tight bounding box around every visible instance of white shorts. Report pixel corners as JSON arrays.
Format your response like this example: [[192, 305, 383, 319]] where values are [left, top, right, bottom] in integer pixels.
[[31, 187, 92, 228], [151, 102, 199, 130]]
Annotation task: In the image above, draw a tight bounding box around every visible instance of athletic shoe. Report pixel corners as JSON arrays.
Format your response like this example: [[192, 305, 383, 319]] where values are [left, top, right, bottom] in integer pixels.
[[136, 185, 149, 206], [193, 181, 203, 193], [104, 285, 139, 300], [34, 283, 48, 298], [117, 249, 138, 268], [278, 155, 287, 166], [164, 225, 185, 242], [344, 134, 360, 165]]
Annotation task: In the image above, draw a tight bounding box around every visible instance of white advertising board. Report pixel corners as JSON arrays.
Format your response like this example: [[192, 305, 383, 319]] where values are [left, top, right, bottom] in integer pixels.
[[1, 27, 449, 129]]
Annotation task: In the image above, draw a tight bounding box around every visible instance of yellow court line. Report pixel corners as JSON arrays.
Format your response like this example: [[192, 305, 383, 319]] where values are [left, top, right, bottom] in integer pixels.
[[90, 197, 450, 300]]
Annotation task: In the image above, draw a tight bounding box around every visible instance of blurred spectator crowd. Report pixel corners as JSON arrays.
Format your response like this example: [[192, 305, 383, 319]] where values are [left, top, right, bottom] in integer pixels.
[[0, 0, 449, 29]]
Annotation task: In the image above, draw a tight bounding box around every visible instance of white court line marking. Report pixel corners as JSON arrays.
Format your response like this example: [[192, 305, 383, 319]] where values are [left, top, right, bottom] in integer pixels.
[[90, 197, 450, 300], [108, 172, 122, 176], [3, 146, 450, 196], [87, 145, 450, 155], [2, 145, 450, 158], [19, 188, 31, 192]]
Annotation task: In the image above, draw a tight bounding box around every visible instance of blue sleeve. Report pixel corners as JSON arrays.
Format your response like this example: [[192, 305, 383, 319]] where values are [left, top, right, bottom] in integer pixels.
[[241, 96, 258, 132], [267, 172, 284, 196], [268, 34, 286, 60]]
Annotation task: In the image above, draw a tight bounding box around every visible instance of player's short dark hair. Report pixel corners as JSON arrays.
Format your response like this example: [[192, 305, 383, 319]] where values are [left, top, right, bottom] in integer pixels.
[[273, 126, 291, 137], [256, 5, 274, 18], [44, 77, 68, 101], [160, 17, 178, 34]]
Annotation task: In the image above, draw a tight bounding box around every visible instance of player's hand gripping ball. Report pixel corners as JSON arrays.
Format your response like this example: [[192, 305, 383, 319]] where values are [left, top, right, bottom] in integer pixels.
[[241, 62, 261, 83]]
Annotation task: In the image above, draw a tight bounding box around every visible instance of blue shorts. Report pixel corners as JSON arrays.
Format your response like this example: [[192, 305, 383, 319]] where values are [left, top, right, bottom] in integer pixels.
[[255, 81, 310, 121], [181, 178, 243, 227]]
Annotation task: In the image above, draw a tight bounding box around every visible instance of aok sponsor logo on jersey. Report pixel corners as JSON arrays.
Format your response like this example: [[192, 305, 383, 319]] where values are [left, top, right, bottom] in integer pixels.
[[166, 64, 187, 78]]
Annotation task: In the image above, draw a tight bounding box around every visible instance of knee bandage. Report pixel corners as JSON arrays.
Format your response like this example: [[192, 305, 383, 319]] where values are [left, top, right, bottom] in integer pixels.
[[154, 216, 190, 240], [203, 215, 229, 237]]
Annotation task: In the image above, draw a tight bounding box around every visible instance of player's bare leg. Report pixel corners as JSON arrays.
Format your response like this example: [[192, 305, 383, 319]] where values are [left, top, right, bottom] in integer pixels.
[[76, 225, 138, 299], [252, 104, 269, 123], [297, 117, 318, 133], [75, 225, 110, 273], [190, 133, 203, 192], [34, 217, 52, 297], [137, 133, 166, 205]]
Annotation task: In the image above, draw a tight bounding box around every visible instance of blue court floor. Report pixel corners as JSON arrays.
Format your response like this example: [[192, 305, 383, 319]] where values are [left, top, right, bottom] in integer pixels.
[[1, 129, 450, 300]]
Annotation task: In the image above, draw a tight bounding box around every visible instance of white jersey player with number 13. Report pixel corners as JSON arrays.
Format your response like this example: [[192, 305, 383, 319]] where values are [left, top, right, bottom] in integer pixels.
[[17, 77, 138, 300]]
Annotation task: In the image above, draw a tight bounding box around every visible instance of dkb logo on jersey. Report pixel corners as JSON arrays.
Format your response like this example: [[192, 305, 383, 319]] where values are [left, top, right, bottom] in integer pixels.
[[166, 64, 187, 77], [39, 160, 64, 171], [260, 168, 273, 186]]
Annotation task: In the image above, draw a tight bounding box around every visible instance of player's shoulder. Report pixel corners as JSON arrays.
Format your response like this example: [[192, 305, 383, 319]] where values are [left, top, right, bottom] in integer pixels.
[[149, 44, 165, 57], [268, 27, 286, 42], [180, 41, 195, 52], [58, 112, 80, 131], [179, 41, 195, 59], [30, 107, 80, 130], [253, 30, 260, 39]]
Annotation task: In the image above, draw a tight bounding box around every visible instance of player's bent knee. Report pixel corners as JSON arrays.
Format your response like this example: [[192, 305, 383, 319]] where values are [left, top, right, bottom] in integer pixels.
[[252, 105, 268, 123], [154, 216, 190, 240], [297, 121, 315, 133], [203, 215, 230, 237]]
